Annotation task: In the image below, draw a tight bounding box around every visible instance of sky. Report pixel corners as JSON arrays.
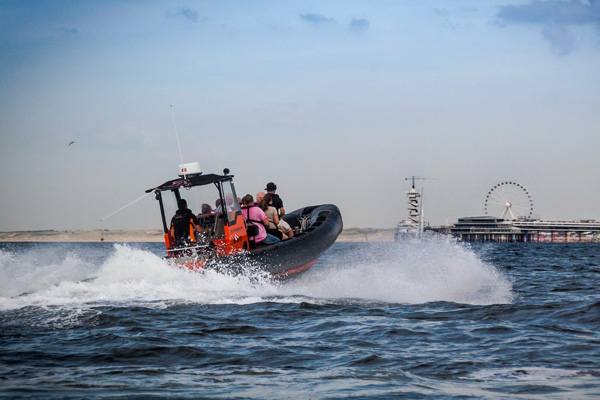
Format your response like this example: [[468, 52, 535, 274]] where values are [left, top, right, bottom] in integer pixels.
[[1, 0, 599, 231]]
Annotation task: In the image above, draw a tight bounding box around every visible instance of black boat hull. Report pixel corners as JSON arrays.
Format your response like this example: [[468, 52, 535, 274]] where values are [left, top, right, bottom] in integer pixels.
[[206, 204, 343, 278]]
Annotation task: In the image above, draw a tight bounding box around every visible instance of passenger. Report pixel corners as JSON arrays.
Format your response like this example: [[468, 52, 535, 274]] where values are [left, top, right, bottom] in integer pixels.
[[241, 194, 280, 245], [201, 203, 212, 215], [216, 193, 235, 213], [260, 193, 285, 240], [261, 194, 294, 239], [169, 199, 204, 247], [196, 203, 215, 237], [279, 216, 294, 238], [265, 182, 285, 217], [224, 193, 236, 211]]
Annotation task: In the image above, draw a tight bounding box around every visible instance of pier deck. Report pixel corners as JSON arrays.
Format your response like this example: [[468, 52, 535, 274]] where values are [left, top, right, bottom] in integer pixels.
[[450, 217, 600, 242]]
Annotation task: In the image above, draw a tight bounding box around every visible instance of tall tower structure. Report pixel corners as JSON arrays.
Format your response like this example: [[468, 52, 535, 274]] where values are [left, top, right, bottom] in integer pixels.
[[394, 176, 435, 240]]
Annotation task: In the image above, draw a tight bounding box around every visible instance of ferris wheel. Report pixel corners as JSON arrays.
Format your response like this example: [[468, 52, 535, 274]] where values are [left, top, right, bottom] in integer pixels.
[[484, 181, 533, 220]]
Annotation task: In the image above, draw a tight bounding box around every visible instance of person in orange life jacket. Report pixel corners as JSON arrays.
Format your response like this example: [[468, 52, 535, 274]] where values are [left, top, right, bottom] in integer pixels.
[[169, 199, 204, 246], [241, 194, 280, 245], [265, 182, 284, 217]]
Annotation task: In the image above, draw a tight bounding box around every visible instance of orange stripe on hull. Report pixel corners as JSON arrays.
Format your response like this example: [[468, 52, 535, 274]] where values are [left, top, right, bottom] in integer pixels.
[[272, 260, 317, 279], [176, 260, 206, 272]]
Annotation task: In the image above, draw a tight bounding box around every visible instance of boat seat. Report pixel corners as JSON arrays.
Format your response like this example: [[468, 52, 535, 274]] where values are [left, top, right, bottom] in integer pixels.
[[197, 213, 225, 240], [283, 214, 311, 235], [198, 213, 215, 231], [283, 214, 301, 234]]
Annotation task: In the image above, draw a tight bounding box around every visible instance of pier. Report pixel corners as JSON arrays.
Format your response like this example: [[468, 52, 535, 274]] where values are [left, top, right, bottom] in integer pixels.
[[450, 217, 600, 243]]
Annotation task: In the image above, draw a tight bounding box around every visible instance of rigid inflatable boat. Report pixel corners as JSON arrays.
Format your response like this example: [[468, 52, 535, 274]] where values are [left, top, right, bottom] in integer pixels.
[[146, 162, 343, 278]]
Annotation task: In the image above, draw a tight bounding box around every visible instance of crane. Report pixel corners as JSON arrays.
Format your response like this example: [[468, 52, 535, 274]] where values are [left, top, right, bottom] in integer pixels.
[[405, 176, 437, 189]]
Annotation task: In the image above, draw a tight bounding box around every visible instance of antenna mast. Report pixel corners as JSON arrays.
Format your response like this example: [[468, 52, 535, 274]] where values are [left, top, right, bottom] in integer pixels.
[[170, 105, 184, 165]]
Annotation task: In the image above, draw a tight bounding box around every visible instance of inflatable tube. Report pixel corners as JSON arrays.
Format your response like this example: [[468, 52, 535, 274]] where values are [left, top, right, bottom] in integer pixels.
[[207, 204, 343, 278]]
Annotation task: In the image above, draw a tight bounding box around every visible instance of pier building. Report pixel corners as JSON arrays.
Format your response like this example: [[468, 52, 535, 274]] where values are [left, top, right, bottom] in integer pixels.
[[448, 180, 600, 242], [450, 217, 600, 243]]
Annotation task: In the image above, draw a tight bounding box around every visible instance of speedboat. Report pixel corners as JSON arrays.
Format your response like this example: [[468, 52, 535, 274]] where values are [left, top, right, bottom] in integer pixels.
[[146, 162, 343, 278]]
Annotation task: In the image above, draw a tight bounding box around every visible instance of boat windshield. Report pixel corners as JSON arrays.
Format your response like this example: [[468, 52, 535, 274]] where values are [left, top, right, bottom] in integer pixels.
[[161, 180, 240, 227], [220, 180, 242, 225]]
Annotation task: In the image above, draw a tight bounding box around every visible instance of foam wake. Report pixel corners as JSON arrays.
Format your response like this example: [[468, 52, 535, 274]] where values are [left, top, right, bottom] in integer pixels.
[[0, 244, 278, 311], [285, 235, 513, 305], [0, 236, 512, 311]]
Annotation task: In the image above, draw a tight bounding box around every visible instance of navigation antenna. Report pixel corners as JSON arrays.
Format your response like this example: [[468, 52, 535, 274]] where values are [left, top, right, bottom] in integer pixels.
[[169, 105, 201, 181], [99, 106, 201, 222], [170, 105, 184, 165]]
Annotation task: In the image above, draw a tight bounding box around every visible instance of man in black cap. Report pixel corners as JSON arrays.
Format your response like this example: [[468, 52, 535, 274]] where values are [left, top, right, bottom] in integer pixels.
[[265, 182, 285, 217]]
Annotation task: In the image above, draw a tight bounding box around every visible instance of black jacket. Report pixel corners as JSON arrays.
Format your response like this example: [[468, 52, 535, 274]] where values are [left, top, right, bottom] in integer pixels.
[[170, 209, 199, 245]]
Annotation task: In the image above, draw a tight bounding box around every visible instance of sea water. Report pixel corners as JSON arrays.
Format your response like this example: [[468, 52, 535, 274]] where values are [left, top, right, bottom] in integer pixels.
[[1, 237, 598, 399]]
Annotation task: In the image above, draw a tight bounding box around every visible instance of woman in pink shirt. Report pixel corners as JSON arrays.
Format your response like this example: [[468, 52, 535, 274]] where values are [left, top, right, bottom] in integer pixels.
[[241, 194, 280, 245]]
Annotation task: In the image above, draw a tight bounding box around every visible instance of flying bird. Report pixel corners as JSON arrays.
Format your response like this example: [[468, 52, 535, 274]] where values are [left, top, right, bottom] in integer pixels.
[[68, 141, 76, 146]]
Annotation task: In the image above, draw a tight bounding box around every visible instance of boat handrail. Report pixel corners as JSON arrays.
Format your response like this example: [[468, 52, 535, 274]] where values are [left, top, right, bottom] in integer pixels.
[[167, 243, 210, 254]]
